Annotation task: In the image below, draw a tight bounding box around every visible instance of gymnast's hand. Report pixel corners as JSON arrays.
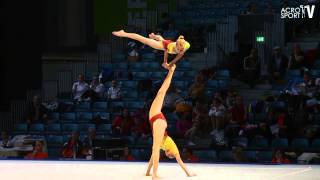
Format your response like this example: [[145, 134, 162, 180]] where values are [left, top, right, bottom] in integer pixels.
[[169, 64, 176, 72]]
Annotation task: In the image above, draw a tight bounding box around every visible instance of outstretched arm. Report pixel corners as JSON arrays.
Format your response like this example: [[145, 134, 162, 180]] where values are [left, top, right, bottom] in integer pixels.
[[169, 53, 184, 66], [175, 154, 196, 177]]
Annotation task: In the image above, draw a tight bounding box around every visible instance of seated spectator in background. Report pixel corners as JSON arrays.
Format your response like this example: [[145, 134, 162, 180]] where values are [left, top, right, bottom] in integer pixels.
[[254, 122, 272, 140], [107, 80, 122, 100], [188, 74, 205, 102], [0, 131, 13, 148], [288, 43, 306, 70], [72, 74, 89, 101], [112, 108, 134, 136], [268, 47, 289, 83], [245, 2, 258, 15], [127, 41, 139, 62], [230, 95, 246, 125], [226, 90, 236, 108], [182, 148, 199, 163], [272, 150, 290, 164], [163, 86, 184, 113], [89, 76, 106, 100], [232, 146, 247, 163], [25, 140, 48, 160], [176, 111, 193, 138], [62, 131, 84, 159], [243, 48, 261, 88], [299, 72, 317, 96], [209, 98, 226, 134], [131, 114, 150, 138], [120, 146, 135, 161], [25, 95, 49, 124]]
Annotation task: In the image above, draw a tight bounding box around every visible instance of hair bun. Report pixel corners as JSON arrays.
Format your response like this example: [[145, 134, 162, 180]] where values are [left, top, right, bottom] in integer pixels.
[[178, 35, 184, 39]]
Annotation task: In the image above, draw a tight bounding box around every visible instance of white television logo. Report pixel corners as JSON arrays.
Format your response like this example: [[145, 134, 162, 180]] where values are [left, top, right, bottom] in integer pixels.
[[281, 5, 315, 19]]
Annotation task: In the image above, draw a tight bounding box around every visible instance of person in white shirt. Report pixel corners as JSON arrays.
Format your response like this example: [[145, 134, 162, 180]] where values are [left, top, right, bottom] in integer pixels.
[[72, 74, 89, 101], [90, 76, 106, 99], [107, 80, 122, 100], [209, 98, 226, 134], [0, 131, 13, 148]]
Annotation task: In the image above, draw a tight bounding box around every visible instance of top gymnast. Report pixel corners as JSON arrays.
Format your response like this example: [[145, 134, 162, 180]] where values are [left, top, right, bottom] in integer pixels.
[[112, 30, 190, 69], [146, 63, 196, 180]]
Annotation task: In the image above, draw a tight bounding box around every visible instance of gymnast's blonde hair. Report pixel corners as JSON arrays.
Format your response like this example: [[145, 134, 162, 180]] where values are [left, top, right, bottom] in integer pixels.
[[177, 35, 190, 52]]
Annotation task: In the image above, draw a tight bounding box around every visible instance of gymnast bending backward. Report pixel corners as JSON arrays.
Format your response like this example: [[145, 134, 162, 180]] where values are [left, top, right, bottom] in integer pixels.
[[146, 63, 196, 180], [112, 30, 190, 69]]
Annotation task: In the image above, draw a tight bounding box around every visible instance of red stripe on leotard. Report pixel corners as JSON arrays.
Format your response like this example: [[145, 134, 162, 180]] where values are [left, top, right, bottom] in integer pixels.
[[149, 113, 168, 136], [162, 40, 172, 50]]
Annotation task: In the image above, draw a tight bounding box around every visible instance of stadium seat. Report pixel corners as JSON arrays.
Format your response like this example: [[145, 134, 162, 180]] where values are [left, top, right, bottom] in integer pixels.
[[183, 71, 197, 80], [144, 62, 159, 71], [271, 138, 288, 148], [291, 138, 309, 149], [101, 63, 113, 69], [250, 137, 269, 148], [47, 135, 64, 147], [136, 137, 152, 146], [286, 70, 301, 79], [178, 61, 192, 70], [79, 124, 96, 133], [218, 80, 228, 89], [310, 70, 320, 77], [46, 124, 61, 134], [193, 150, 217, 162], [132, 72, 151, 80], [219, 150, 233, 162], [113, 54, 126, 62], [92, 102, 108, 112], [49, 112, 60, 122], [173, 71, 184, 79], [93, 112, 110, 123], [311, 139, 320, 148], [244, 151, 257, 162], [256, 151, 273, 163], [206, 80, 219, 89], [130, 63, 144, 71], [173, 80, 186, 89], [125, 136, 136, 146], [142, 53, 156, 61], [167, 123, 176, 136], [216, 70, 230, 80], [62, 124, 79, 133], [60, 112, 76, 123], [123, 90, 138, 100], [48, 147, 61, 159], [109, 101, 125, 110], [29, 124, 45, 134], [120, 81, 138, 89], [113, 62, 128, 70], [231, 137, 248, 147], [126, 101, 144, 110], [13, 123, 28, 134], [97, 124, 112, 135], [76, 112, 93, 123], [75, 102, 91, 111], [151, 72, 166, 80]]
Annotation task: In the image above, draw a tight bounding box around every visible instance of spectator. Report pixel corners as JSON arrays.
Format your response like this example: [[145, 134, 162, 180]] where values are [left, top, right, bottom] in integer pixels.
[[163, 86, 184, 113], [120, 146, 135, 161], [176, 111, 193, 138], [112, 108, 134, 136], [209, 98, 226, 134], [62, 131, 84, 159], [72, 74, 90, 101], [272, 150, 291, 164], [232, 146, 247, 163], [0, 131, 13, 148], [246, 2, 258, 14], [255, 122, 272, 140], [230, 95, 246, 125], [25, 140, 48, 160], [89, 76, 106, 100], [188, 74, 205, 102], [131, 114, 150, 138], [182, 148, 199, 163], [25, 95, 49, 124], [127, 42, 140, 62], [243, 48, 261, 88], [288, 43, 306, 70], [268, 47, 289, 83], [107, 80, 122, 100]]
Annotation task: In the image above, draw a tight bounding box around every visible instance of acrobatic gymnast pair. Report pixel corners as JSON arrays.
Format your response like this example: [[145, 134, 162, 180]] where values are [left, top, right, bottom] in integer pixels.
[[113, 30, 196, 179]]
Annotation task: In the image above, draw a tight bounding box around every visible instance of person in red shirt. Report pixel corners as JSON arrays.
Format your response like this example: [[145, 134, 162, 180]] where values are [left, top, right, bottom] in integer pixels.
[[182, 148, 199, 163], [25, 140, 48, 160], [272, 150, 290, 164], [132, 115, 150, 137], [176, 112, 193, 138], [120, 146, 135, 161], [62, 131, 84, 159], [112, 108, 134, 136], [230, 95, 246, 124]]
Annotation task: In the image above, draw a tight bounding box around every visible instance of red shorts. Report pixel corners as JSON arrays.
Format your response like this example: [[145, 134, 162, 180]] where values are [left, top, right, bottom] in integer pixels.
[[149, 113, 168, 136], [162, 40, 172, 50]]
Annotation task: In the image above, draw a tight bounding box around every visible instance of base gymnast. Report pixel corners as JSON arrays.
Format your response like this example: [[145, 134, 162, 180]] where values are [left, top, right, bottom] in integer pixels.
[[112, 30, 190, 69], [146, 64, 196, 180]]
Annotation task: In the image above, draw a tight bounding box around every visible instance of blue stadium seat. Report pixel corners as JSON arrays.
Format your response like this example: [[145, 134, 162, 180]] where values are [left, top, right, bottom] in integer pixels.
[[132, 72, 151, 80], [113, 54, 126, 62], [178, 61, 192, 70], [206, 80, 219, 89], [101, 63, 113, 69], [75, 102, 91, 111], [109, 101, 124, 110], [173, 80, 186, 89], [76, 112, 93, 123], [310, 70, 320, 77], [193, 150, 217, 162], [92, 102, 108, 112], [126, 101, 144, 110], [125, 136, 136, 146], [231, 137, 248, 147], [250, 137, 269, 148], [48, 147, 61, 159], [130, 63, 145, 71], [113, 62, 128, 70], [144, 62, 159, 71], [244, 151, 257, 162], [216, 70, 230, 80], [291, 138, 309, 149], [218, 80, 229, 89], [139, 149, 151, 160], [256, 151, 273, 163], [123, 91, 138, 100], [142, 53, 156, 61], [286, 70, 301, 79], [136, 137, 152, 146], [167, 123, 176, 135], [183, 71, 197, 80], [46, 124, 61, 134], [14, 123, 28, 134], [62, 124, 79, 133], [121, 80, 138, 89], [47, 135, 64, 147], [29, 124, 45, 134], [131, 149, 141, 160], [151, 72, 166, 80], [219, 150, 233, 162], [272, 101, 286, 109], [312, 139, 320, 148], [271, 138, 288, 148], [79, 124, 96, 133], [173, 71, 184, 79], [93, 112, 110, 123], [49, 112, 60, 122], [60, 112, 76, 123], [97, 124, 112, 135]]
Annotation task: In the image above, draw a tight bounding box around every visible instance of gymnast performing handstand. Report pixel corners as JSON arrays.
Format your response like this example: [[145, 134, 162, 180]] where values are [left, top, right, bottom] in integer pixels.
[[112, 30, 190, 69], [146, 63, 196, 180]]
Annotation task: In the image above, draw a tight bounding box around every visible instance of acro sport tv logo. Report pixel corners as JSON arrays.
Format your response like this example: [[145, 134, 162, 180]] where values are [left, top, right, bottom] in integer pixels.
[[281, 5, 316, 19]]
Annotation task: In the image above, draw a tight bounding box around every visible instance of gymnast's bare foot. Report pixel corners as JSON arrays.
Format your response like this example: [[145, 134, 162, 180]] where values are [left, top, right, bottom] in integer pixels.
[[162, 62, 170, 70], [149, 33, 157, 40], [152, 175, 161, 180], [112, 30, 126, 37]]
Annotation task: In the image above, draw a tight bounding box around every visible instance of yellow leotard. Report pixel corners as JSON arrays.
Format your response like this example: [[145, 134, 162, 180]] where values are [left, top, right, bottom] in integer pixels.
[[167, 41, 191, 55], [161, 136, 179, 155]]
